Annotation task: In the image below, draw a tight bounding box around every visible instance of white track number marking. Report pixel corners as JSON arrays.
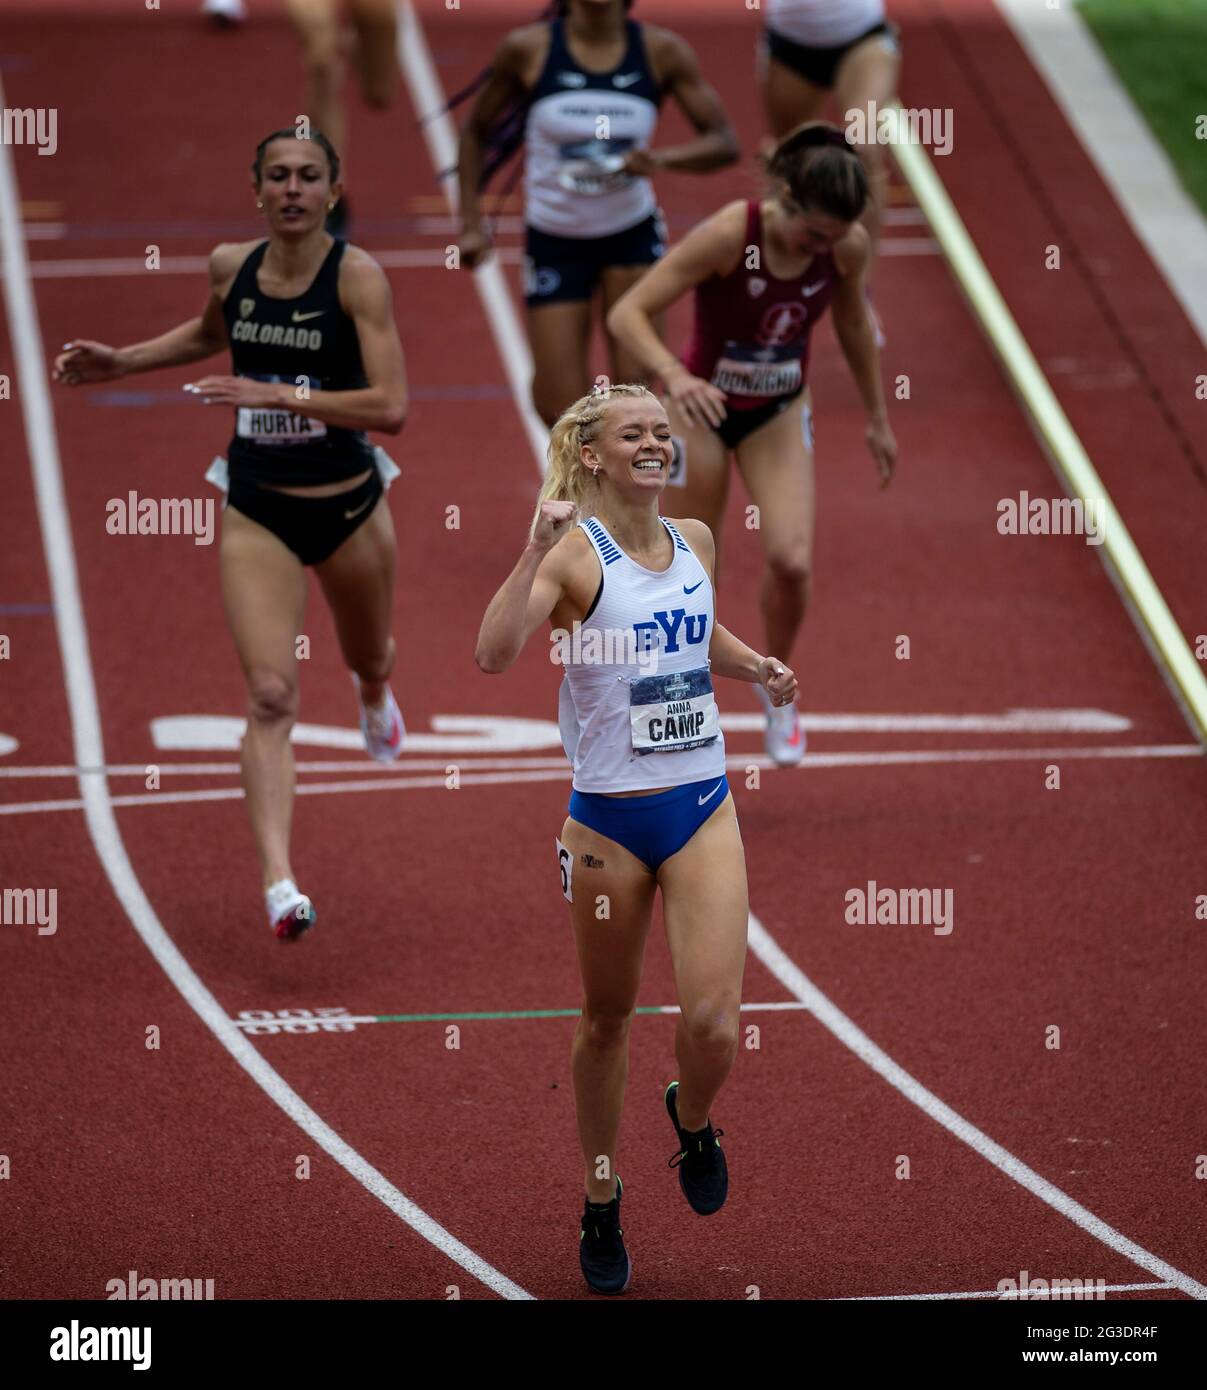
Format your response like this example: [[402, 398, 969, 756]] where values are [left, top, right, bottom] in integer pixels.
[[555, 838, 573, 903]]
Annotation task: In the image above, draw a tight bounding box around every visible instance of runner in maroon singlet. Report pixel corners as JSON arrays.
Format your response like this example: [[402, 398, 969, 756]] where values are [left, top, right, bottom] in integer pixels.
[[607, 121, 895, 766], [682, 196, 836, 432]]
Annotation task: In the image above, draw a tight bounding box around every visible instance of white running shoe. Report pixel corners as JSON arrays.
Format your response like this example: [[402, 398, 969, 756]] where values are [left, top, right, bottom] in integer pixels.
[[266, 878, 315, 942], [202, 0, 247, 25], [357, 679, 406, 763], [756, 683, 806, 767]]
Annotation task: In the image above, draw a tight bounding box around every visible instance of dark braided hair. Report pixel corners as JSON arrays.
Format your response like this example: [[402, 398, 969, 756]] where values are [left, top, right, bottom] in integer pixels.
[[252, 128, 341, 187], [444, 0, 637, 192], [765, 121, 868, 222]]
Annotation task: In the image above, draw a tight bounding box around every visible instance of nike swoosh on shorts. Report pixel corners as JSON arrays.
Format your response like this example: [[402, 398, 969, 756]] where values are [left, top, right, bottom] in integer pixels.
[[698, 780, 724, 806]]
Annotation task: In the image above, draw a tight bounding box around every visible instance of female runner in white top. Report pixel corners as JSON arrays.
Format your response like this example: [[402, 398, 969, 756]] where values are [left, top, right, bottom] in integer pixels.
[[476, 383, 796, 1294], [760, 0, 901, 270], [457, 0, 738, 428]]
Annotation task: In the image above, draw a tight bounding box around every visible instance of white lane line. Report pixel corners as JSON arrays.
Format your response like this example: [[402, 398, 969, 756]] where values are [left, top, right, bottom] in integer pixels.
[[228, 1001, 811, 1033], [995, 0, 1207, 352], [0, 796, 88, 816], [748, 913, 1205, 1300], [775, 744, 1201, 767], [0, 77, 531, 1303], [732, 708, 1133, 733], [0, 769, 571, 817], [836, 1281, 1174, 1302], [1, 746, 1199, 817], [397, 0, 550, 471], [144, 707, 1137, 754], [398, 2, 1206, 1304], [0, 756, 576, 778], [13, 242, 937, 276], [413, 209, 933, 235], [0, 700, 1163, 777], [8, 247, 522, 278], [150, 712, 566, 753], [20, 207, 928, 240]]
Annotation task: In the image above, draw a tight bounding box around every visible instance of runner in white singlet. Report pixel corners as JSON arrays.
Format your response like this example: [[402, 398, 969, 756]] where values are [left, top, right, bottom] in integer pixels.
[[476, 384, 797, 1295], [759, 0, 902, 333], [456, 0, 739, 427]]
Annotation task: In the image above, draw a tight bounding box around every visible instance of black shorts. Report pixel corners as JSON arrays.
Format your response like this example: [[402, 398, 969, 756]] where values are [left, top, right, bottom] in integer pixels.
[[524, 212, 667, 306], [765, 21, 899, 90], [714, 394, 807, 451], [226, 466, 382, 566]]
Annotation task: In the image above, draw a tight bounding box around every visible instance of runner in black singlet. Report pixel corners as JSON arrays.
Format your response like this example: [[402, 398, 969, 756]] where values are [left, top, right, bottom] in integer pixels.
[[53, 130, 408, 941]]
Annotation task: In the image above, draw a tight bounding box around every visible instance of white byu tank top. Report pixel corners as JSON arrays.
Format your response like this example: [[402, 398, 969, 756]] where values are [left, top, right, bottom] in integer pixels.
[[558, 516, 726, 794], [524, 19, 661, 238], [766, 0, 886, 49]]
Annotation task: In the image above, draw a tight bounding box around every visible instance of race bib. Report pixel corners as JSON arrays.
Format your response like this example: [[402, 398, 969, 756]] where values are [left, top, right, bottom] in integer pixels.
[[629, 665, 719, 755], [711, 341, 802, 399], [556, 139, 634, 196], [555, 837, 573, 903], [235, 373, 327, 446]]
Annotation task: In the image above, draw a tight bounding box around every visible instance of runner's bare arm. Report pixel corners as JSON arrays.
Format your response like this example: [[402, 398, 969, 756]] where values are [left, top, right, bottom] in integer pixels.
[[831, 226, 882, 413], [832, 225, 895, 485], [711, 622, 797, 702], [476, 503, 577, 673], [287, 251, 406, 432], [676, 516, 797, 700], [52, 243, 240, 384], [185, 252, 407, 432], [606, 200, 745, 378], [631, 28, 739, 175], [456, 27, 539, 264]]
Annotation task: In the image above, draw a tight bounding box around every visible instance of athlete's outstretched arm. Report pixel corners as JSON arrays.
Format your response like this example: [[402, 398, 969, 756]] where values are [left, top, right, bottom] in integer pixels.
[[184, 252, 407, 434], [627, 28, 739, 176], [606, 203, 745, 427], [51, 245, 233, 385], [675, 517, 797, 704], [830, 224, 896, 487], [475, 502, 575, 674], [456, 29, 532, 270]]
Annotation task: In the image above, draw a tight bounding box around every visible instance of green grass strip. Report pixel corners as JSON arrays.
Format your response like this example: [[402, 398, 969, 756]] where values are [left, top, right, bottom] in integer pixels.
[[1077, 0, 1207, 215]]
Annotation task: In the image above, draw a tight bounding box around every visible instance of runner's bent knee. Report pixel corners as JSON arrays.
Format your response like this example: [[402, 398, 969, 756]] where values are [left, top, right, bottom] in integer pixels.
[[247, 670, 298, 726]]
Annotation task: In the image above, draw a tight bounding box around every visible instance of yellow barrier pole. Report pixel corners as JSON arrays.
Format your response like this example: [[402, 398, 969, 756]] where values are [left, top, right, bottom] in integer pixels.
[[883, 103, 1207, 745]]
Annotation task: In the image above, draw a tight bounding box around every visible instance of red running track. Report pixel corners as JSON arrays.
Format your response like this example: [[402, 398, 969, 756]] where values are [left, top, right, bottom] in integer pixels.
[[0, 0, 1204, 1301]]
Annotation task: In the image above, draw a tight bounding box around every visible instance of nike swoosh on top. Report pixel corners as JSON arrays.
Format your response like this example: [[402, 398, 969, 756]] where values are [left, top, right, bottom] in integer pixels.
[[697, 780, 724, 806], [801, 282, 824, 298], [344, 496, 373, 520], [292, 310, 325, 323], [613, 72, 642, 87], [683, 580, 704, 595]]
